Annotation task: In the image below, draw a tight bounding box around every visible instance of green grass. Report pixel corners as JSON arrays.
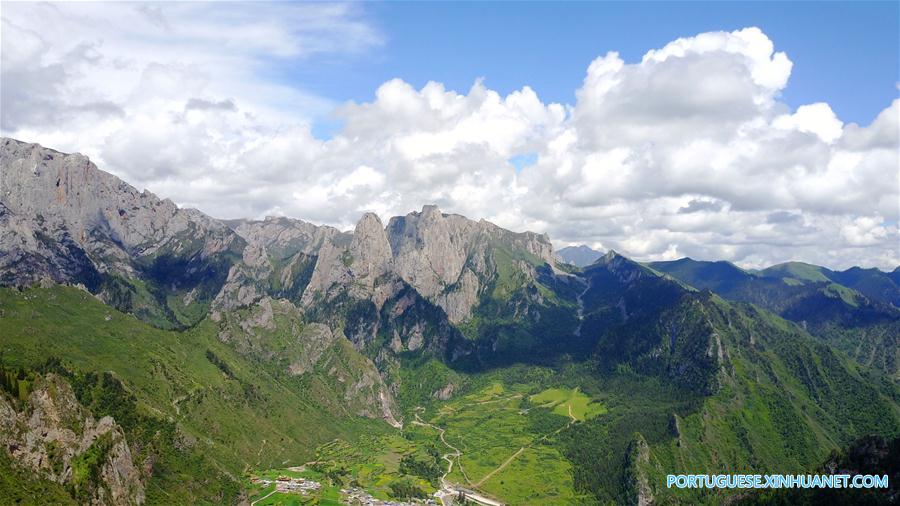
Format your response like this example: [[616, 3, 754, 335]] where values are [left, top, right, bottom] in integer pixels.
[[416, 381, 590, 504], [530, 387, 606, 421], [762, 262, 831, 283], [249, 375, 598, 505], [824, 282, 859, 307]]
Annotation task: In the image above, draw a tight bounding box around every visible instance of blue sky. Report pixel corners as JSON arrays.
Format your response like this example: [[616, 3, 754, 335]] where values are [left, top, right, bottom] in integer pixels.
[[286, 1, 899, 134]]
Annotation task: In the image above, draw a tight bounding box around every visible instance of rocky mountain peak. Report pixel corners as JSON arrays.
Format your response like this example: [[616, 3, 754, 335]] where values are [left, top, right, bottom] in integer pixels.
[[349, 212, 393, 281], [0, 138, 233, 258], [589, 249, 660, 286], [354, 212, 388, 242], [1, 137, 239, 265], [601, 249, 621, 262], [420, 204, 442, 219], [386, 206, 476, 300], [556, 244, 604, 267]]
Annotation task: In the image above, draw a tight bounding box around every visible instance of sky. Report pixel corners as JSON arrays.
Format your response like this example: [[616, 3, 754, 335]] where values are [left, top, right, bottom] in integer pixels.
[[1, 1, 898, 270]]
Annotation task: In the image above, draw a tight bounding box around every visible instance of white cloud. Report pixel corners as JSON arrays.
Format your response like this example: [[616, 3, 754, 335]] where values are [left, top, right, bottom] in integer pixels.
[[642, 27, 792, 91], [773, 103, 844, 143], [1, 8, 897, 271]]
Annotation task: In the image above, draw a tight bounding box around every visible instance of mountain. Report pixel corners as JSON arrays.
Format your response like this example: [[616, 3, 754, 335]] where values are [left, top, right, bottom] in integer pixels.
[[555, 244, 604, 267], [0, 138, 244, 329], [650, 257, 900, 378], [760, 261, 900, 308], [645, 257, 751, 294], [1, 138, 898, 505], [554, 251, 899, 503]]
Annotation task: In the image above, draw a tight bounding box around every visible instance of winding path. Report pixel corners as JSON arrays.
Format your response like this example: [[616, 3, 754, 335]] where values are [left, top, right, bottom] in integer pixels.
[[411, 413, 461, 482], [413, 413, 503, 506], [250, 488, 277, 506], [414, 393, 583, 505]]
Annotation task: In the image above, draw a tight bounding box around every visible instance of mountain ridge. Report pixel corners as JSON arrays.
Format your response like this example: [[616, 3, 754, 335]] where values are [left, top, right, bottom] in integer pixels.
[[650, 257, 900, 378]]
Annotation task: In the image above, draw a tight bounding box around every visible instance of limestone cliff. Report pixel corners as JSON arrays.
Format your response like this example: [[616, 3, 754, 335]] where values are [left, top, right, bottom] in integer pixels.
[[0, 138, 243, 328], [0, 374, 145, 505]]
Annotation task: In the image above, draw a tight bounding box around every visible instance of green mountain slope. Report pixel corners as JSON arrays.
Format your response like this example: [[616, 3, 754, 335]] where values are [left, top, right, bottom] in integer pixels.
[[761, 261, 832, 284], [550, 255, 900, 503], [0, 285, 388, 502], [825, 266, 900, 308], [650, 258, 900, 378]]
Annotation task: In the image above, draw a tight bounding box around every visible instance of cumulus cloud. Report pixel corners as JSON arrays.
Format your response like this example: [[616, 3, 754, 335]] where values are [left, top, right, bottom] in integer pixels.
[[0, 5, 897, 271], [773, 103, 844, 143]]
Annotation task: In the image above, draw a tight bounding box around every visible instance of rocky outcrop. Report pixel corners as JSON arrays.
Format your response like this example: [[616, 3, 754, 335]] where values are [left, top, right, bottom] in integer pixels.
[[432, 382, 455, 400], [0, 374, 144, 505], [286, 323, 339, 376], [387, 205, 479, 302], [434, 267, 481, 324], [213, 216, 348, 309], [229, 216, 345, 260], [623, 433, 654, 506]]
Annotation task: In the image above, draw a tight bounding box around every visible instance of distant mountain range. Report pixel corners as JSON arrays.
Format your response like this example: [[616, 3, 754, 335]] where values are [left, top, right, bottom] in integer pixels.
[[649, 257, 900, 378], [1, 137, 898, 505], [555, 244, 604, 267]]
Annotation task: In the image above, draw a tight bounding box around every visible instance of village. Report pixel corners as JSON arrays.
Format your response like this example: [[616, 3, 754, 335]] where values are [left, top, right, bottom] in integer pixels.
[[250, 474, 321, 499], [341, 486, 439, 506], [250, 474, 449, 505]]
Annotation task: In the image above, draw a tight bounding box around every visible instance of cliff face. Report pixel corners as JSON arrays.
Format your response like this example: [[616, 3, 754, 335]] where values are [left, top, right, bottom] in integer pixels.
[[386, 205, 557, 324], [215, 216, 347, 309], [0, 374, 145, 505], [0, 201, 101, 288], [0, 139, 239, 276], [0, 138, 243, 328], [301, 212, 393, 307]]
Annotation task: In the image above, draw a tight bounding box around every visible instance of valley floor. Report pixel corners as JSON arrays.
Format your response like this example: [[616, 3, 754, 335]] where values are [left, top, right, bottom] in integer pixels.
[[249, 382, 605, 505]]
